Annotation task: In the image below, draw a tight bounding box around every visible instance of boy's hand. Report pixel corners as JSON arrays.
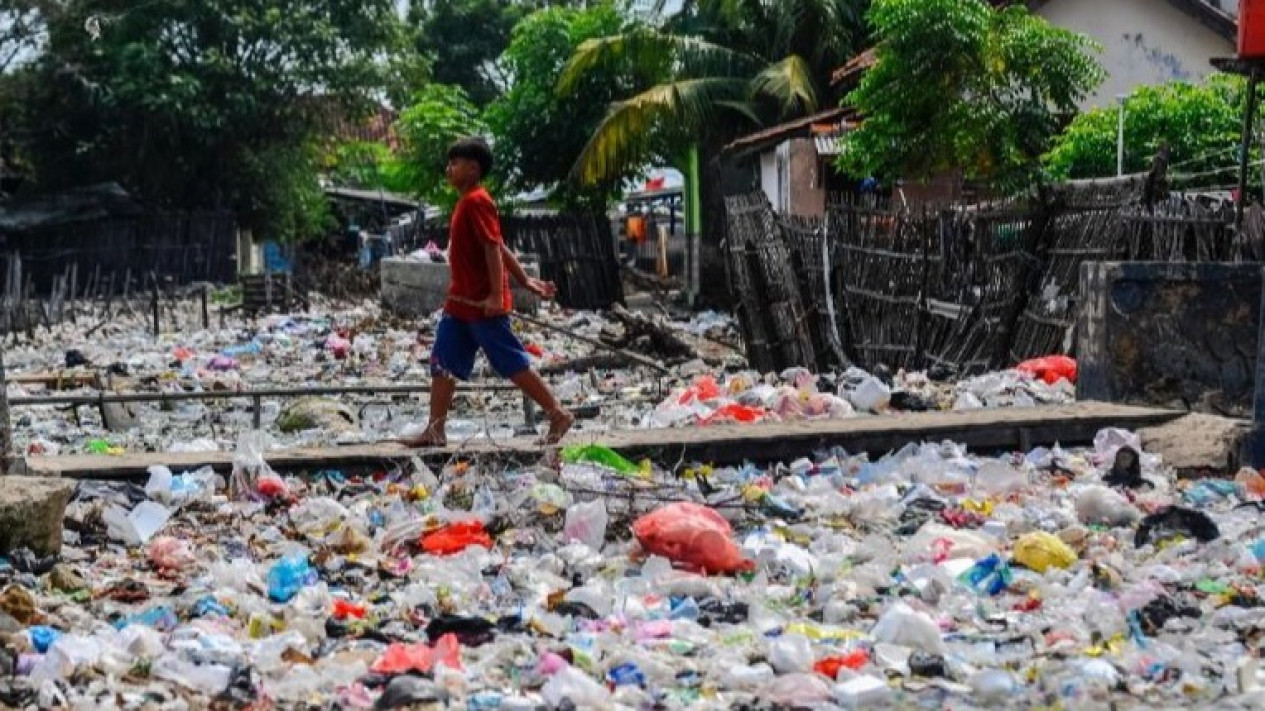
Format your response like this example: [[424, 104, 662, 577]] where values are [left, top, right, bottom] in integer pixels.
[[525, 277, 557, 300], [481, 294, 508, 316]]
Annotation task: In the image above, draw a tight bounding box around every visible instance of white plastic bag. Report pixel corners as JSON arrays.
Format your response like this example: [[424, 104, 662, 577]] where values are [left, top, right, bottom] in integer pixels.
[[231, 430, 275, 499], [563, 499, 609, 551]]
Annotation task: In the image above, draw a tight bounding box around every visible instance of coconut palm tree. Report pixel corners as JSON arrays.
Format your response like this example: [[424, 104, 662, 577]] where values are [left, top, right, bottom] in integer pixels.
[[558, 0, 870, 185]]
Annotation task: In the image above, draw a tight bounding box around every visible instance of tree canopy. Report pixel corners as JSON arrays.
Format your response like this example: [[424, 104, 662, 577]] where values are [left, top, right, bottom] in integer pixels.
[[1044, 74, 1251, 189], [840, 0, 1103, 190], [486, 3, 643, 207], [558, 0, 871, 186], [3, 0, 409, 240]]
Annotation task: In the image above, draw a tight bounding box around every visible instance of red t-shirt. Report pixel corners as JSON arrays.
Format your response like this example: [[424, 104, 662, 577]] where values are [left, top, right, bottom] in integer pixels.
[[445, 186, 512, 322]]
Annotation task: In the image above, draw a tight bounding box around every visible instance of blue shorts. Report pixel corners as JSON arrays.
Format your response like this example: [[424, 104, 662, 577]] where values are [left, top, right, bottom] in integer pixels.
[[430, 314, 531, 381]]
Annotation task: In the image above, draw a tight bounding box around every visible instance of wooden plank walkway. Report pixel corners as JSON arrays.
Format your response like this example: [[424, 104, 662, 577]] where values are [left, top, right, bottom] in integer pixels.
[[19, 402, 1184, 480]]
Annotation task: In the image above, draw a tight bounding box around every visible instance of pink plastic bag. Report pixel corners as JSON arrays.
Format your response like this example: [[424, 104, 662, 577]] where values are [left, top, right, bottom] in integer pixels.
[[371, 633, 463, 674], [148, 536, 196, 571], [632, 502, 754, 575]]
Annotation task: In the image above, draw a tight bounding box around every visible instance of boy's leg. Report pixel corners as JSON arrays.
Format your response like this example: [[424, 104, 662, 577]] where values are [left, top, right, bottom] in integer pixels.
[[474, 316, 574, 444], [402, 316, 478, 447], [509, 370, 574, 444]]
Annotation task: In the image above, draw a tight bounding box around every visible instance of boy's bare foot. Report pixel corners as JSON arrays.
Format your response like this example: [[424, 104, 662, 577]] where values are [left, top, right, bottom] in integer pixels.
[[398, 424, 447, 448], [540, 409, 574, 445]]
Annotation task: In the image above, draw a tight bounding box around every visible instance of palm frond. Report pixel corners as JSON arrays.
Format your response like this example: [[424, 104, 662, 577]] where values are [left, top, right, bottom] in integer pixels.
[[571, 77, 751, 184], [558, 29, 762, 97], [751, 55, 819, 118]]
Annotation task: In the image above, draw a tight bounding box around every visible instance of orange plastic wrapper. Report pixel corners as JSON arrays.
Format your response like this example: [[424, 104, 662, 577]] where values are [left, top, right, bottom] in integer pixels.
[[420, 521, 493, 556], [371, 633, 463, 674], [1015, 355, 1077, 385], [632, 502, 754, 575], [814, 650, 869, 679]]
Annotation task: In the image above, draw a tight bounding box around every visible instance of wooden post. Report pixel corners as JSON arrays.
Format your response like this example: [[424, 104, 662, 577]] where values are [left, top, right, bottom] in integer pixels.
[[0, 339, 11, 475], [201, 285, 210, 330], [1239, 71, 1260, 235], [150, 272, 160, 337]]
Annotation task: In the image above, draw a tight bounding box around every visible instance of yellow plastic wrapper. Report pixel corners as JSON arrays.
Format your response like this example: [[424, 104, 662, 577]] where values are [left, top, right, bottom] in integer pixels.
[[1013, 531, 1077, 573]]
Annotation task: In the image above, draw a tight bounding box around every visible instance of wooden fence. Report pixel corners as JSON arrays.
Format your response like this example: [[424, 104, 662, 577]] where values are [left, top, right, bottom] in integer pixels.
[[413, 213, 623, 311], [0, 212, 237, 295], [725, 174, 1259, 374]]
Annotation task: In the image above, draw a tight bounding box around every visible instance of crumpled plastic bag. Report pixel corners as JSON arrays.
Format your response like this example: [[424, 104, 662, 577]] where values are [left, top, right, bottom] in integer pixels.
[[1016, 355, 1077, 385], [147, 536, 196, 571], [420, 521, 493, 556], [632, 502, 754, 575], [231, 431, 275, 500], [563, 499, 608, 551], [371, 633, 462, 674], [1012, 531, 1077, 573]]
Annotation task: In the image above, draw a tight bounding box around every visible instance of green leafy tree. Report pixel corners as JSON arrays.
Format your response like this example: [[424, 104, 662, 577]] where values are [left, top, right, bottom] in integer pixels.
[[1045, 74, 1249, 188], [411, 0, 535, 107], [486, 3, 642, 208], [6, 0, 409, 241], [323, 140, 398, 191], [560, 0, 870, 186], [840, 0, 1103, 190], [389, 83, 490, 211]]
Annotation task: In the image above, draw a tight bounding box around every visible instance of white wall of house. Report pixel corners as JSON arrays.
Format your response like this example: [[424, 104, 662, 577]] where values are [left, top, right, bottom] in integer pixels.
[[1036, 0, 1233, 108], [759, 150, 782, 213]]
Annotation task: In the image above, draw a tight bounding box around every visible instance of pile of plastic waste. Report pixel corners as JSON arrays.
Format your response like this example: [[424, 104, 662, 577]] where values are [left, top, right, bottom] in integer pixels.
[[3, 424, 1264, 709], [8, 301, 1075, 457], [646, 361, 1075, 428]]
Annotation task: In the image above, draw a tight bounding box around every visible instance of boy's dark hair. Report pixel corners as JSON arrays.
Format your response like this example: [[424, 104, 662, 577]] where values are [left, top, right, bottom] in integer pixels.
[[447, 137, 493, 178]]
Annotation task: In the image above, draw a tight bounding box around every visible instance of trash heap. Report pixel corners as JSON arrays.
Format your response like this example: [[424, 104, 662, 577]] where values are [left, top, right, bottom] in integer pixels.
[[646, 361, 1075, 428], [8, 302, 1075, 456], [3, 425, 1265, 709]]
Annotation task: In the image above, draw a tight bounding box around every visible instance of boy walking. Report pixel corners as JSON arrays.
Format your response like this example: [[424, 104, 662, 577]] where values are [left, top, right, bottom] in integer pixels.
[[403, 137, 574, 447]]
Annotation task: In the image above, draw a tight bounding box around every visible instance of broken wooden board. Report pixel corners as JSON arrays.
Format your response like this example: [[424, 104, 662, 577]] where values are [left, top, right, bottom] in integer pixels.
[[10, 370, 101, 390], [22, 401, 1183, 480]]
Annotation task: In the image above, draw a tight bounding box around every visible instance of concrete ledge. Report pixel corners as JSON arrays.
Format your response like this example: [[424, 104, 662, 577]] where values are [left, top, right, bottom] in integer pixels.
[[380, 257, 541, 318], [23, 401, 1183, 480], [1138, 413, 1251, 475]]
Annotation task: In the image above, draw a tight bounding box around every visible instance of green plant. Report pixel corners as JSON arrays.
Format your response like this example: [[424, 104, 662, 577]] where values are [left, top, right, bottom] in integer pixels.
[[840, 0, 1103, 191], [1045, 74, 1252, 188], [389, 83, 491, 212], [486, 3, 636, 209]]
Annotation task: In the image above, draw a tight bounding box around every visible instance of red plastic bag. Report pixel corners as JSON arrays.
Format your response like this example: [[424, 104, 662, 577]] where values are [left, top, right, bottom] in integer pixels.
[[700, 403, 767, 426], [255, 475, 291, 499], [420, 521, 493, 556], [632, 502, 754, 575], [814, 650, 869, 679], [678, 376, 723, 405], [332, 599, 367, 620], [1015, 355, 1077, 385]]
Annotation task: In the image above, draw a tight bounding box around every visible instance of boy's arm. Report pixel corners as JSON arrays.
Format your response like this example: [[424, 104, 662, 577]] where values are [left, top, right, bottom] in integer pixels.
[[482, 241, 507, 315], [501, 244, 530, 287]]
